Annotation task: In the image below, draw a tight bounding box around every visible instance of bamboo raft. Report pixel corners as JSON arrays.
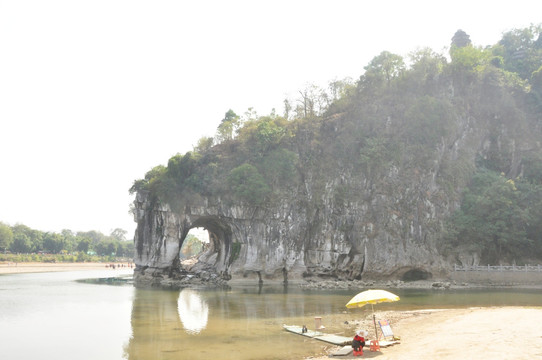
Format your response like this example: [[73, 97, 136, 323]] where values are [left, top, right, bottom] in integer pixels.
[[282, 325, 353, 346]]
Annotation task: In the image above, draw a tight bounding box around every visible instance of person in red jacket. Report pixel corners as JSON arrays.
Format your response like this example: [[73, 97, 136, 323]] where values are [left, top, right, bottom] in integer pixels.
[[352, 330, 366, 354]]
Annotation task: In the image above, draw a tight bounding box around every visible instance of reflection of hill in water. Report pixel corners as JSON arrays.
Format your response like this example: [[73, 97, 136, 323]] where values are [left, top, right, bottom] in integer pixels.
[[124, 288, 213, 360], [123, 286, 339, 360]]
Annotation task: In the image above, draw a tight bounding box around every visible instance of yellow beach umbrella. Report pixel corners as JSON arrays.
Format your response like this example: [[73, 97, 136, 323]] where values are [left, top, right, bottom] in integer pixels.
[[346, 289, 400, 308], [346, 289, 400, 339]]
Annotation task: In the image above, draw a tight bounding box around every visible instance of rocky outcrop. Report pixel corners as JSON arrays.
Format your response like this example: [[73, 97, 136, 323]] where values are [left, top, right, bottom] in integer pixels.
[[133, 99, 539, 287], [133, 165, 453, 286]]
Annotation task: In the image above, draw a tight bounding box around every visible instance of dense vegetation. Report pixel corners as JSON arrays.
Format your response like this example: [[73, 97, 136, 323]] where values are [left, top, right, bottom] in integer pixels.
[[0, 222, 134, 261], [131, 25, 542, 265]]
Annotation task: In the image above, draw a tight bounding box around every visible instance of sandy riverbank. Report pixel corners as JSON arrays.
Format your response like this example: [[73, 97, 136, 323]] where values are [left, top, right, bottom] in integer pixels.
[[0, 262, 133, 274], [309, 307, 542, 360]]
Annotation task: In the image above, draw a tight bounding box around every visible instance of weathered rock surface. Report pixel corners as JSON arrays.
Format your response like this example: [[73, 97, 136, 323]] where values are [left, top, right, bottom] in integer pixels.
[[132, 169, 452, 286]]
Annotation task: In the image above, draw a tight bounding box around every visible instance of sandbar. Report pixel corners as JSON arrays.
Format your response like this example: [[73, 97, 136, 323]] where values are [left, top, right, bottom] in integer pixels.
[[0, 261, 133, 274], [311, 307, 542, 359]]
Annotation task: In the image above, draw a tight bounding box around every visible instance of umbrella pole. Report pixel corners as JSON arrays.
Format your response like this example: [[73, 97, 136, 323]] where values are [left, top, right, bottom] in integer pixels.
[[372, 304, 378, 340]]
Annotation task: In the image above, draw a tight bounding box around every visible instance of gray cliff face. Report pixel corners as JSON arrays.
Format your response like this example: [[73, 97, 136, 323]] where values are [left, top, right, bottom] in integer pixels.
[[133, 166, 453, 284]]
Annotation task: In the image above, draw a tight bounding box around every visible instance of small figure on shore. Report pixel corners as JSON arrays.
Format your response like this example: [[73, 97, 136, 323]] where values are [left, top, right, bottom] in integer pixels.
[[301, 325, 308, 333], [352, 330, 366, 355]]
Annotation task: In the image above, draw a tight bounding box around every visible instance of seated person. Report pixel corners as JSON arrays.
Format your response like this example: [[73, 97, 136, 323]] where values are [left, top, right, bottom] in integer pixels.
[[352, 330, 366, 352]]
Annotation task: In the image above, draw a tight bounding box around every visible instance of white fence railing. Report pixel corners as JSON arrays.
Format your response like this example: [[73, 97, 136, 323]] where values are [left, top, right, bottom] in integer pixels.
[[454, 264, 542, 272]]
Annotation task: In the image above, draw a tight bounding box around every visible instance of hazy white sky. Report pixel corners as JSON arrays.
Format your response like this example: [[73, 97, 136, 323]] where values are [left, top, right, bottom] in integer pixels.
[[1, 0, 540, 238]]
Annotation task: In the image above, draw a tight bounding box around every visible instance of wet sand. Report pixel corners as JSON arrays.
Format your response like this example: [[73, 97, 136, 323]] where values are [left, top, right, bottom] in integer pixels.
[[310, 307, 542, 360], [0, 262, 133, 274]]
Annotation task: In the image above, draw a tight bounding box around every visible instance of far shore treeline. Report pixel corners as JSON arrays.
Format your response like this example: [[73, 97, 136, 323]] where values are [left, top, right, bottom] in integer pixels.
[[0, 222, 134, 262]]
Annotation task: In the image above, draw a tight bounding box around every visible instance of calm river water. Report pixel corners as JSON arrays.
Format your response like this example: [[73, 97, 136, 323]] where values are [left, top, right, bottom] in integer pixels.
[[1, 270, 541, 360]]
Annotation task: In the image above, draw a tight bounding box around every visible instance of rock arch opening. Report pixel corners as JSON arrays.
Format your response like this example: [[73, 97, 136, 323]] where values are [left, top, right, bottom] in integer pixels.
[[180, 216, 235, 280]]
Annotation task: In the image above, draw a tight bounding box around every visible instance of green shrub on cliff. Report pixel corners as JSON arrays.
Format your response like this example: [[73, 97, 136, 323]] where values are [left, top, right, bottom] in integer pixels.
[[445, 170, 536, 263], [227, 164, 270, 206]]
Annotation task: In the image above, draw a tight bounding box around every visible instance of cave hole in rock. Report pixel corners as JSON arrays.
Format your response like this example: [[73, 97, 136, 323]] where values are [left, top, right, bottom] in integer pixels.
[[178, 217, 234, 277], [401, 268, 432, 281], [180, 227, 209, 266]]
